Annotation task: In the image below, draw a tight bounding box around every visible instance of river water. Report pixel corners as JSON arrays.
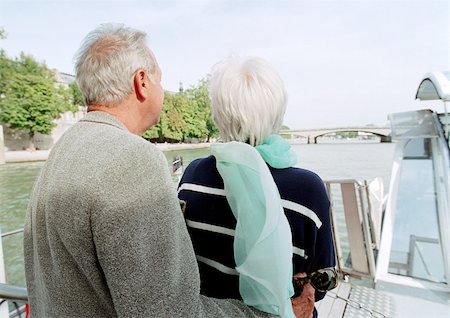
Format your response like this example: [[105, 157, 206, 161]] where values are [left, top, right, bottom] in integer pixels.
[[0, 141, 396, 287]]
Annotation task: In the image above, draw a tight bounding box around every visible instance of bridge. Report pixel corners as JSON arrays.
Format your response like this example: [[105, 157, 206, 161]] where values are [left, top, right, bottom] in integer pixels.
[[279, 126, 391, 144]]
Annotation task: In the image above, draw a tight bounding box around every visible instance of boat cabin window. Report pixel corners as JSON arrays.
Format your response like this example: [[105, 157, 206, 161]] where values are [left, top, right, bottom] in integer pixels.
[[388, 137, 446, 283], [402, 138, 431, 159]]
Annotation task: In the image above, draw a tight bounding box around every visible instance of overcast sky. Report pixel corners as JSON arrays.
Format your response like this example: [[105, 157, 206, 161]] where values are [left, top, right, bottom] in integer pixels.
[[0, 0, 448, 129]]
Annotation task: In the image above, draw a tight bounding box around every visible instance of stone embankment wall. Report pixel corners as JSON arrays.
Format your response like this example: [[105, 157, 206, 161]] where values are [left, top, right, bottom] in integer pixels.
[[2, 109, 86, 151]]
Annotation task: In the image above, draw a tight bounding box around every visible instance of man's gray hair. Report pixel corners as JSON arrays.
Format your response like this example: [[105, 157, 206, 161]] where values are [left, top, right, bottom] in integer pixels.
[[74, 23, 157, 106], [209, 56, 287, 146]]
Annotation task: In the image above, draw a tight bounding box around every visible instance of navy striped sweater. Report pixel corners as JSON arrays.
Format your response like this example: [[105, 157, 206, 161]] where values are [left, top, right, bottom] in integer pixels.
[[178, 155, 335, 315]]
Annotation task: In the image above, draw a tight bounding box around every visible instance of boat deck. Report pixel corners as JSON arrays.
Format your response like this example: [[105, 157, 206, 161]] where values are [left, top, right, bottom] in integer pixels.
[[317, 281, 395, 317]]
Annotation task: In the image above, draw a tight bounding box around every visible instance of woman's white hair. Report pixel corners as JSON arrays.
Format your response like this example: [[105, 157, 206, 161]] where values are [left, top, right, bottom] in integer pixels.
[[209, 56, 287, 146], [74, 23, 157, 106]]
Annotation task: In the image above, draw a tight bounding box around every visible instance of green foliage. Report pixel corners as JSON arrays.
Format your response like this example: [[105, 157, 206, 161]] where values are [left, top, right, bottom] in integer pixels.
[[144, 78, 219, 143], [0, 27, 5, 40], [1, 73, 65, 135], [184, 78, 218, 141], [336, 131, 358, 138], [0, 52, 78, 147], [69, 81, 84, 106]]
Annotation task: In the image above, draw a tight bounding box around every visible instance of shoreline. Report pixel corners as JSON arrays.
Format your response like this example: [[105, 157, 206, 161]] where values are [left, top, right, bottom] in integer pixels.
[[3, 142, 211, 164]]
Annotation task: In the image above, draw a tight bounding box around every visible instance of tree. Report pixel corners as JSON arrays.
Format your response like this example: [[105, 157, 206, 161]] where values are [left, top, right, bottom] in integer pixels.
[[69, 81, 85, 106], [143, 91, 184, 142], [164, 92, 188, 141], [184, 78, 218, 141], [0, 53, 76, 149], [143, 77, 219, 143], [181, 93, 208, 140], [336, 131, 358, 138]]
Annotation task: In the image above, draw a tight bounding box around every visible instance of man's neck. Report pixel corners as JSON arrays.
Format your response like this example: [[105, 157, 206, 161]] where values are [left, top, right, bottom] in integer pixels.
[[87, 102, 143, 135]]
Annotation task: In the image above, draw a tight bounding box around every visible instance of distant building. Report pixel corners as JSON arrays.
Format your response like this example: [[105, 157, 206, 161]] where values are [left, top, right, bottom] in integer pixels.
[[54, 70, 76, 88]]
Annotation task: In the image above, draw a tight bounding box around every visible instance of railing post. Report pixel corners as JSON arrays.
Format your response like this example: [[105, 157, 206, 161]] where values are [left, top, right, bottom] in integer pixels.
[[358, 182, 376, 278], [0, 126, 5, 165], [340, 182, 370, 275], [326, 182, 344, 273], [0, 229, 9, 318]]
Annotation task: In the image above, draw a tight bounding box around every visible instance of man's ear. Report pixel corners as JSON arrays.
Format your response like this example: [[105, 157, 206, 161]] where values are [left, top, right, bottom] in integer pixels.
[[134, 70, 148, 102]]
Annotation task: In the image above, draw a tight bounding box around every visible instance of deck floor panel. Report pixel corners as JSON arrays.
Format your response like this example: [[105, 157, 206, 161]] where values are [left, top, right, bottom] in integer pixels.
[[317, 281, 351, 317], [344, 285, 395, 318], [316, 282, 395, 318]]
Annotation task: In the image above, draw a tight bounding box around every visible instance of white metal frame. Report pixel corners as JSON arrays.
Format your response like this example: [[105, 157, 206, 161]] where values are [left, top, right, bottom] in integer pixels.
[[0, 230, 9, 318], [375, 114, 450, 295]]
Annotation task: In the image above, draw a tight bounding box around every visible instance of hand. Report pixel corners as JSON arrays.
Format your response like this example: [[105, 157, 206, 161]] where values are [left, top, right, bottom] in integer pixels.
[[291, 273, 315, 318]]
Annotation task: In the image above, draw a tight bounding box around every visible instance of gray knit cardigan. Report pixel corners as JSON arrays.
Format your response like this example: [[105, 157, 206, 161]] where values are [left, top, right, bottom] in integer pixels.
[[24, 112, 275, 318]]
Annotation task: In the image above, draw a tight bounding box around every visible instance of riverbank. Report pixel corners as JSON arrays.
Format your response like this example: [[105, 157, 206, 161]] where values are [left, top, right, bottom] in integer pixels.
[[3, 142, 211, 163]]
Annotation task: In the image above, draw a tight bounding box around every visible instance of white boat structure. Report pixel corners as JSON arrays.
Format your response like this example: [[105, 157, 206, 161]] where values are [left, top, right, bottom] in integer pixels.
[[0, 72, 449, 317], [318, 71, 450, 317]]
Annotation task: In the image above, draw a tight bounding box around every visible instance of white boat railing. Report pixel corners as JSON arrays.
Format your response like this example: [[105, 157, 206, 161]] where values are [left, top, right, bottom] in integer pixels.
[[0, 230, 23, 239], [0, 229, 27, 318], [0, 284, 27, 303], [324, 178, 383, 281], [0, 228, 8, 318]]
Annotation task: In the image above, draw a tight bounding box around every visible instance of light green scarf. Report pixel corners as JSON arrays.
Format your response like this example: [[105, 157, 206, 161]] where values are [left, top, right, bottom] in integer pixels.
[[210, 135, 298, 318], [255, 134, 298, 169]]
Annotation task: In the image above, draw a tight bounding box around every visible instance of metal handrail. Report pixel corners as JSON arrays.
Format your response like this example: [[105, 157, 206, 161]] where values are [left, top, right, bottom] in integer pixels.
[[1, 229, 24, 238], [0, 283, 28, 302], [0, 228, 28, 305]]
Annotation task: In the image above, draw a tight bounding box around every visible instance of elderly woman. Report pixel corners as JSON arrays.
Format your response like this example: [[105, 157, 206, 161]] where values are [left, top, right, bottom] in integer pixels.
[[178, 56, 335, 318]]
